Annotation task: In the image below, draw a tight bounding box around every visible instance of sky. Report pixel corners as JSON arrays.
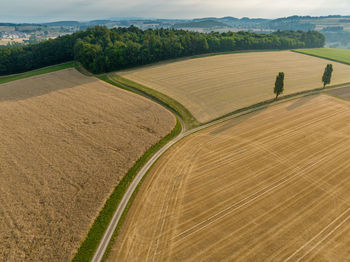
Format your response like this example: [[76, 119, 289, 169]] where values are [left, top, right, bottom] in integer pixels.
[[1, 0, 350, 23]]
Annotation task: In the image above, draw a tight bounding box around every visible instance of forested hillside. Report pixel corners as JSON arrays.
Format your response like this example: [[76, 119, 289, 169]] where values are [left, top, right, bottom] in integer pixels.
[[0, 26, 325, 75]]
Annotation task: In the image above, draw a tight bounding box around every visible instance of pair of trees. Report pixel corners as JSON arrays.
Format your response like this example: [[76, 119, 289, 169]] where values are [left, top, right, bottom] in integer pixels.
[[273, 64, 333, 100]]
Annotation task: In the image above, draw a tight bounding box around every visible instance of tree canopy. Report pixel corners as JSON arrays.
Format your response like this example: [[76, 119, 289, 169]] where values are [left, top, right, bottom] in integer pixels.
[[0, 26, 325, 76], [322, 64, 333, 88], [274, 72, 285, 100]]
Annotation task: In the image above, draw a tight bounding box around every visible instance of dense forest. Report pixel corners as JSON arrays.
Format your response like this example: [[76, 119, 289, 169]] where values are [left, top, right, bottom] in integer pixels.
[[0, 26, 325, 75]]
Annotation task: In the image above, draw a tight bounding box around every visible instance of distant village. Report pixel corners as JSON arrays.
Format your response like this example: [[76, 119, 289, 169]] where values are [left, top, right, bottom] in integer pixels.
[[0, 24, 77, 46], [1, 15, 350, 48]]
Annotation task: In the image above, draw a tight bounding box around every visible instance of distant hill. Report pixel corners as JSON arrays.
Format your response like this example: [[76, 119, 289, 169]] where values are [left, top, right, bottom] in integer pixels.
[[174, 20, 229, 29], [192, 17, 269, 26], [0, 23, 41, 26], [43, 20, 113, 27], [43, 21, 80, 26], [0, 23, 17, 26], [85, 20, 112, 25], [192, 17, 226, 22], [272, 15, 350, 22]]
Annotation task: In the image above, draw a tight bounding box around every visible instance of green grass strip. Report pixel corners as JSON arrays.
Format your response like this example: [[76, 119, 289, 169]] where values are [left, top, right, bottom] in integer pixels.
[[0, 62, 75, 84], [292, 48, 350, 66], [71, 119, 182, 262], [100, 173, 146, 262], [100, 151, 159, 261], [104, 74, 200, 129]]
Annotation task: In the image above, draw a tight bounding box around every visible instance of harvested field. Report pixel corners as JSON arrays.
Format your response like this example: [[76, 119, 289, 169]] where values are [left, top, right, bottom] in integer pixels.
[[117, 51, 350, 122], [109, 94, 350, 261], [0, 68, 175, 261]]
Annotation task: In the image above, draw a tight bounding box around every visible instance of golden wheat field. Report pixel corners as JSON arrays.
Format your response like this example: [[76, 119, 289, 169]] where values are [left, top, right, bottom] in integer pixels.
[[117, 51, 350, 122], [109, 94, 350, 262], [0, 68, 175, 261]]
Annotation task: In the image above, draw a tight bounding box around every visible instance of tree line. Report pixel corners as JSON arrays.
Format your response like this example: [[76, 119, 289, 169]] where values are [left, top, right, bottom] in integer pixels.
[[0, 26, 325, 76]]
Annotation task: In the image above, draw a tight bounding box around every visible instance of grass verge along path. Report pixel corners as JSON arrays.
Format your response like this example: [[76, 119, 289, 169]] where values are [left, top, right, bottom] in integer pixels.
[[71, 120, 182, 262], [0, 62, 75, 84], [104, 74, 200, 130]]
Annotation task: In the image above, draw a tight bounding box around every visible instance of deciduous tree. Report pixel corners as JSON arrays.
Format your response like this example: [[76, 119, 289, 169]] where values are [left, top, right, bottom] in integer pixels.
[[274, 72, 285, 100], [322, 64, 333, 88]]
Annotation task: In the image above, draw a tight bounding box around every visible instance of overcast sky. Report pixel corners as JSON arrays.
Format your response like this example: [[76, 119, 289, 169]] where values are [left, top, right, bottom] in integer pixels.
[[1, 0, 350, 23]]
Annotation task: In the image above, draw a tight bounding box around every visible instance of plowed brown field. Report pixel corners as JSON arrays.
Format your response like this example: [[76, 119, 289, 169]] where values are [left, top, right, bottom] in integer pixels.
[[117, 51, 350, 122], [109, 94, 350, 262], [328, 86, 350, 100], [0, 68, 175, 261]]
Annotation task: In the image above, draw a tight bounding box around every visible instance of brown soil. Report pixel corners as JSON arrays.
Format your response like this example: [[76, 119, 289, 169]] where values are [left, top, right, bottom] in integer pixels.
[[328, 86, 350, 100]]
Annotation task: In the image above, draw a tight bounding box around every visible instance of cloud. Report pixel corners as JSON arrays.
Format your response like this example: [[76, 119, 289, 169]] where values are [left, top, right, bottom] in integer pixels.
[[0, 0, 350, 22]]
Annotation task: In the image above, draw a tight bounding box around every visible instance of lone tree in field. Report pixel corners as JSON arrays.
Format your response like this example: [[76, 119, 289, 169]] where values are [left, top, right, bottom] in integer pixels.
[[322, 64, 333, 88], [274, 72, 285, 100]]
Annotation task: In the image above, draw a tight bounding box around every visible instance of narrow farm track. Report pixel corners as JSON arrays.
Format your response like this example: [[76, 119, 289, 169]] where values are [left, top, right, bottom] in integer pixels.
[[107, 94, 350, 262]]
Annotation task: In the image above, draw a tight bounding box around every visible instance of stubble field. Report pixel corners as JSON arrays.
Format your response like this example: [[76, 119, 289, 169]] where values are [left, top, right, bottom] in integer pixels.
[[109, 94, 350, 261], [117, 51, 350, 122], [0, 68, 175, 261]]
